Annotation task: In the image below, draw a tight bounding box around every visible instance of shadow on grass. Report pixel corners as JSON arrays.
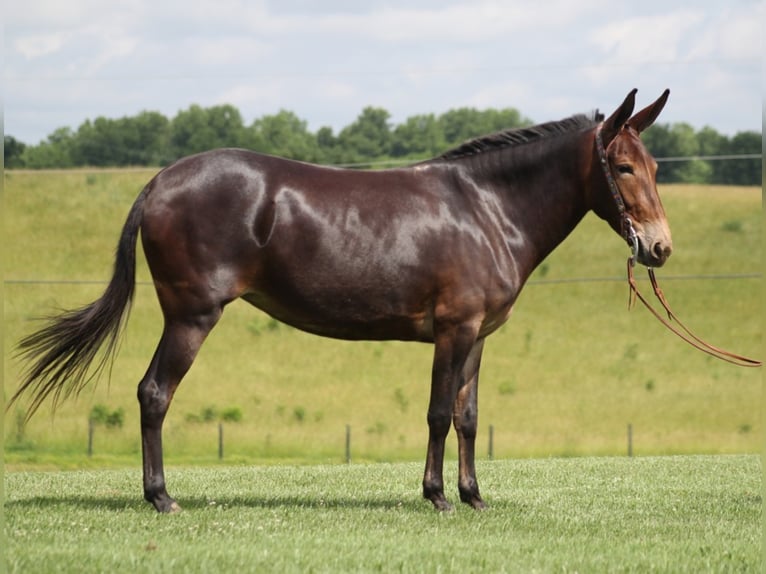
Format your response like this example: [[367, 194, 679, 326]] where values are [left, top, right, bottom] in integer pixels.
[[4, 493, 437, 513]]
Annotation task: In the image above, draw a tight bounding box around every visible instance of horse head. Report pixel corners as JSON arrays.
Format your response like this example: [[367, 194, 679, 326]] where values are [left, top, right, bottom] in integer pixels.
[[594, 89, 673, 268]]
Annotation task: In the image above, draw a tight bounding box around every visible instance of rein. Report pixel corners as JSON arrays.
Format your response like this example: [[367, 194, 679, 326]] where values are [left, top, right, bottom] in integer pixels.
[[595, 124, 761, 368]]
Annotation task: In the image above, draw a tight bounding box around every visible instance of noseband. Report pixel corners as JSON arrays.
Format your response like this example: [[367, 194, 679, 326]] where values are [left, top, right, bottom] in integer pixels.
[[594, 124, 761, 368]]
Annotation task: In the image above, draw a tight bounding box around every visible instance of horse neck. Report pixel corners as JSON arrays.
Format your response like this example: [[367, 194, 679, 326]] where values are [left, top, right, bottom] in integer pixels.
[[460, 131, 593, 276]]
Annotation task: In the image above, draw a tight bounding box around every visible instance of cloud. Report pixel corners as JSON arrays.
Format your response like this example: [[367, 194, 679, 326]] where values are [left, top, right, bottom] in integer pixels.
[[300, 0, 607, 44], [695, 5, 762, 61], [187, 37, 274, 68], [14, 33, 67, 59], [4, 0, 761, 143], [589, 10, 705, 64]]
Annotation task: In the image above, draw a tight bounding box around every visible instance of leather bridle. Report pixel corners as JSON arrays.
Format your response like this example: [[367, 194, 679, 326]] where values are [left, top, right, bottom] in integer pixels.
[[595, 123, 761, 367], [595, 123, 639, 262]]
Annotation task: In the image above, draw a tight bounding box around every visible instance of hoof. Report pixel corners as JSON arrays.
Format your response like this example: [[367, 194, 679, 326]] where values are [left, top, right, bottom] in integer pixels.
[[429, 496, 454, 512], [150, 495, 182, 513], [460, 487, 487, 510]]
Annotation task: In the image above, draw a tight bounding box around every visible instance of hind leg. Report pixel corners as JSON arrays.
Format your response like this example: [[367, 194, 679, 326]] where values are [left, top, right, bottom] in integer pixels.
[[138, 309, 221, 512]]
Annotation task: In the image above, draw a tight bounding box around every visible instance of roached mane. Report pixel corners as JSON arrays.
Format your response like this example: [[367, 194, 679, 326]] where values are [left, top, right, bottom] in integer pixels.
[[438, 112, 603, 161]]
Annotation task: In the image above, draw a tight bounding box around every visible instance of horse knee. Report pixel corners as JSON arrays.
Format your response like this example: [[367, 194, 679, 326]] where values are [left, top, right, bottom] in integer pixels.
[[427, 409, 452, 437], [453, 407, 478, 438]]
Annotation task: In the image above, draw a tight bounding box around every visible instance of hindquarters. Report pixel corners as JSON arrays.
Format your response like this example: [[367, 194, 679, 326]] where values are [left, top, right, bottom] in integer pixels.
[[139, 150, 273, 320]]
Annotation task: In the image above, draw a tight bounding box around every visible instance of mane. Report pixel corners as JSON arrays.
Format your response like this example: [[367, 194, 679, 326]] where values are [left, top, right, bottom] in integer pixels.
[[438, 112, 603, 161]]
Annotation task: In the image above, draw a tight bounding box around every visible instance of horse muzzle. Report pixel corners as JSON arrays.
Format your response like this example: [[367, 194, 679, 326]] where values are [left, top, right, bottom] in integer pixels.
[[635, 221, 672, 268]]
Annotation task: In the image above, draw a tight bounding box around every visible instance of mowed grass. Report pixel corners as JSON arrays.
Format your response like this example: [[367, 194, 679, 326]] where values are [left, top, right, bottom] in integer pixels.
[[3, 170, 762, 467], [4, 456, 761, 573]]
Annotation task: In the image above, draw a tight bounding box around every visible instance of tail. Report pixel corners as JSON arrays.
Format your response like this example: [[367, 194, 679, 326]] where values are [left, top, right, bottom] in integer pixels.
[[8, 187, 149, 420]]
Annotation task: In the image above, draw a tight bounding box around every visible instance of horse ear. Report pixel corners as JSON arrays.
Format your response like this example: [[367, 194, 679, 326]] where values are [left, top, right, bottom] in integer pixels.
[[600, 88, 637, 144], [627, 89, 670, 133]]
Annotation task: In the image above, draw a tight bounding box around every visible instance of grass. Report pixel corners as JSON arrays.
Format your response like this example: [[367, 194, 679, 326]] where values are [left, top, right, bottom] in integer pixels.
[[4, 455, 761, 572], [3, 171, 762, 467]]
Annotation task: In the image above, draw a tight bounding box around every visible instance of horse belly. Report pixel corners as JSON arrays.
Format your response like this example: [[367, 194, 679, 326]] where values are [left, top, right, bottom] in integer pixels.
[[240, 283, 436, 342]]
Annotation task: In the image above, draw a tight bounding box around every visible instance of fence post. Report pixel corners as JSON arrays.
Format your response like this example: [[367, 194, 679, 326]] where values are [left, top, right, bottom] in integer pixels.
[[627, 423, 633, 457], [488, 424, 494, 460], [345, 424, 351, 464], [218, 423, 224, 460], [87, 418, 94, 457]]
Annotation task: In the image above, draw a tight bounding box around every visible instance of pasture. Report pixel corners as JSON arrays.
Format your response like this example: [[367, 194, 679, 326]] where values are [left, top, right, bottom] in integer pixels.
[[4, 456, 761, 572], [3, 171, 760, 466], [2, 169, 762, 571]]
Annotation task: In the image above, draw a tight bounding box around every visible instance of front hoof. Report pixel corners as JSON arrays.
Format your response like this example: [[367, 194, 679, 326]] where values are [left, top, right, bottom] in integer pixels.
[[149, 494, 181, 513], [427, 495, 454, 512], [460, 492, 487, 510], [459, 484, 487, 510]]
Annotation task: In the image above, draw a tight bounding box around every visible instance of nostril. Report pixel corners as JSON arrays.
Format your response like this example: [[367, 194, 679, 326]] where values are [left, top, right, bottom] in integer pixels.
[[652, 241, 672, 260]]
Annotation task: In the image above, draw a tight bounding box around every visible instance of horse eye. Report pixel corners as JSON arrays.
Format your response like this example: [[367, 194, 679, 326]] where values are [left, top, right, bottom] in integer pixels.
[[617, 164, 634, 175]]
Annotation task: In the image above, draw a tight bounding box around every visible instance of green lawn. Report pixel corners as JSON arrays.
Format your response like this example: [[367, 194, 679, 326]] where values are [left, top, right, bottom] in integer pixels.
[[4, 455, 761, 572]]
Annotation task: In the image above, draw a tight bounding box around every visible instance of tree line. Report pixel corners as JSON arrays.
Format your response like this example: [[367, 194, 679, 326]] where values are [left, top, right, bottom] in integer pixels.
[[4, 103, 761, 185]]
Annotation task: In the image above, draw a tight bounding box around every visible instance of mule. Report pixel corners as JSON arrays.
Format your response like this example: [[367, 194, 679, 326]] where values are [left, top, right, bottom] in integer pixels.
[[11, 89, 672, 512]]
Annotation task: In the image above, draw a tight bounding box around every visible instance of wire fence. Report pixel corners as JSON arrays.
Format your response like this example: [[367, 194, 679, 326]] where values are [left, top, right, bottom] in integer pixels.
[[6, 153, 762, 172], [4, 272, 761, 288], [334, 153, 763, 169]]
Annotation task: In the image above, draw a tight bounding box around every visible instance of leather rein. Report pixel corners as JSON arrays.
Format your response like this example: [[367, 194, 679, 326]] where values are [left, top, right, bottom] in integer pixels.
[[594, 124, 761, 368]]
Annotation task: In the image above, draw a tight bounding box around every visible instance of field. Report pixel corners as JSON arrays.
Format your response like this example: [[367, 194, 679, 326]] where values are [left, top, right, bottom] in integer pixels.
[[4, 456, 762, 572], [2, 170, 763, 572], [3, 171, 761, 466]]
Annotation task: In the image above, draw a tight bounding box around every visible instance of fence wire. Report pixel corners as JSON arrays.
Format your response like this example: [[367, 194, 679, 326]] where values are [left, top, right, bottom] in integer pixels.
[[4, 273, 761, 288]]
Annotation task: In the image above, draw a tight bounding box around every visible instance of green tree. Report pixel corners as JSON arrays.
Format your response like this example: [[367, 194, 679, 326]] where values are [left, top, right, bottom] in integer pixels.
[[336, 107, 392, 164], [438, 107, 530, 149], [71, 117, 122, 166], [8, 103, 761, 182], [316, 126, 338, 164], [696, 126, 729, 184], [643, 123, 710, 183], [4, 135, 26, 168], [71, 112, 170, 167], [20, 127, 74, 168], [120, 111, 171, 165], [718, 131, 761, 186], [391, 114, 444, 158], [170, 104, 246, 158], [247, 110, 321, 162]]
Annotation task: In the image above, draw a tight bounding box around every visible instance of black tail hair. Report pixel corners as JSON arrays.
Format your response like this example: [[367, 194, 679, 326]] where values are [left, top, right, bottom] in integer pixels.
[[8, 187, 149, 420]]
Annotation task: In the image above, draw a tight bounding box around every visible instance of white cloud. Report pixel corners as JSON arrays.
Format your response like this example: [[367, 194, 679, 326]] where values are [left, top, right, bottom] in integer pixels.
[[14, 33, 67, 59], [248, 0, 606, 44], [7, 0, 143, 29], [187, 37, 273, 68], [4, 0, 761, 143], [683, 5, 761, 62], [589, 10, 705, 63]]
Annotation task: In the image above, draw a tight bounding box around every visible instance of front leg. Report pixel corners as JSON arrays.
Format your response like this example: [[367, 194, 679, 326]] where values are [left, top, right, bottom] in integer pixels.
[[454, 338, 487, 510], [422, 323, 480, 511]]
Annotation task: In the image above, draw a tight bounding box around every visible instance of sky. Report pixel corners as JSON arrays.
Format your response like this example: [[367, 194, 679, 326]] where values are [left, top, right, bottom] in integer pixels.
[[4, 0, 763, 145]]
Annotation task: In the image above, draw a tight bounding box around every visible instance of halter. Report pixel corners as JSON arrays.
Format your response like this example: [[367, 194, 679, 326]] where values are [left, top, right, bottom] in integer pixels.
[[594, 122, 639, 265], [594, 123, 761, 367]]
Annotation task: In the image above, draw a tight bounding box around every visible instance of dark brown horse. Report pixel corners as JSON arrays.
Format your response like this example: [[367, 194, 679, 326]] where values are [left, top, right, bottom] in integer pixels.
[[10, 89, 672, 512]]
